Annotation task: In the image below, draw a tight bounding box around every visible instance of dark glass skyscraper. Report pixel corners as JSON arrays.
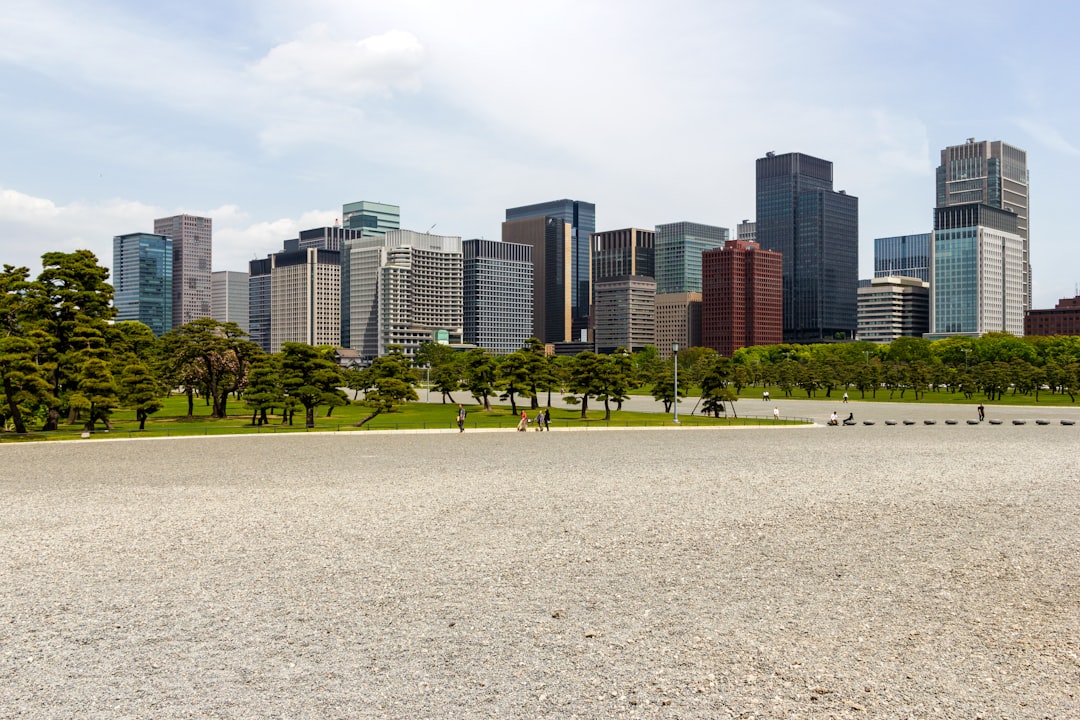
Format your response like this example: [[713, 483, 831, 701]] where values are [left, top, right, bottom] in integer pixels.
[[756, 152, 858, 342], [505, 199, 594, 341], [874, 233, 930, 282]]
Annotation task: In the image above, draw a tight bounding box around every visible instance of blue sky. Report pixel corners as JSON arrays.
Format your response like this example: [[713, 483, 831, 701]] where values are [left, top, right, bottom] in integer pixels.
[[2, 0, 1078, 308]]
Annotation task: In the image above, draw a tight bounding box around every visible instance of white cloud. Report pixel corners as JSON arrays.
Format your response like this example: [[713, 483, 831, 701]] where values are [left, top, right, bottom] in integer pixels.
[[0, 187, 339, 278], [250, 25, 426, 97]]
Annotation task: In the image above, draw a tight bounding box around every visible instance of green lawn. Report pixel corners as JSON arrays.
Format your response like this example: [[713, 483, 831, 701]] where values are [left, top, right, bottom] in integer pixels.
[[1, 394, 800, 443]]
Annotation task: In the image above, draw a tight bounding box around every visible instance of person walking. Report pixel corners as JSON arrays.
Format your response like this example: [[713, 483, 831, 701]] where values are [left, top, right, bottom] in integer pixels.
[[977, 403, 985, 422], [517, 409, 528, 432], [534, 408, 544, 431], [843, 392, 849, 403], [542, 408, 551, 431], [773, 406, 780, 421], [457, 404, 466, 432]]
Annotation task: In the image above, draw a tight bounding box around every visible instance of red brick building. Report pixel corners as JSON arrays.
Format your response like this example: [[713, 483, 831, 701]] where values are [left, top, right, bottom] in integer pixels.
[[1025, 296, 1080, 336], [702, 240, 782, 356]]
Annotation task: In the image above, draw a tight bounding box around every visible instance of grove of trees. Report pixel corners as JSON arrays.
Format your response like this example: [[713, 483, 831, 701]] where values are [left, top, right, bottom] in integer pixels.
[[5, 250, 1080, 435]]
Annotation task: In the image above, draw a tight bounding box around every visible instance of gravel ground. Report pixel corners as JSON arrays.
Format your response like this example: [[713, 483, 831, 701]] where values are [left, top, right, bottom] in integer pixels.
[[1, 425, 1078, 719]]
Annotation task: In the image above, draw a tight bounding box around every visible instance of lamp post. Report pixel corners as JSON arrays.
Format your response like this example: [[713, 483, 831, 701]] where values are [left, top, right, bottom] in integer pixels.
[[425, 364, 430, 403], [673, 343, 680, 424]]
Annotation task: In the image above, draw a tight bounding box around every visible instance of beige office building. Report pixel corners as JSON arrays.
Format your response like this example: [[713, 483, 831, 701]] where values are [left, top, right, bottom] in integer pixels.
[[856, 276, 929, 343], [270, 247, 340, 353], [655, 292, 702, 358], [593, 275, 656, 354]]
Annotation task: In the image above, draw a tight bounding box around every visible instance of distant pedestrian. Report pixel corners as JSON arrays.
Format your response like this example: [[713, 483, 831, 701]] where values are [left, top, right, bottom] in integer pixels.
[[763, 390, 770, 402], [977, 403, 985, 422], [517, 410, 528, 432], [534, 408, 544, 431], [457, 404, 466, 432], [773, 406, 780, 421], [843, 392, 849, 403], [543, 408, 551, 431]]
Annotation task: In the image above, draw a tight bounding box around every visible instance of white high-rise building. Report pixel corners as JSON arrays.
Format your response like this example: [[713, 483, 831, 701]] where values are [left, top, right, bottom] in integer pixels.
[[929, 204, 1025, 338], [211, 270, 249, 332], [342, 230, 463, 359], [936, 139, 1029, 311]]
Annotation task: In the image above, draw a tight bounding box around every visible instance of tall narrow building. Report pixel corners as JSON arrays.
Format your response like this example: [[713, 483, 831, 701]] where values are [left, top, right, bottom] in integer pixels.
[[936, 139, 1029, 310], [655, 293, 701, 359], [701, 239, 782, 356], [112, 232, 173, 336], [154, 214, 212, 329], [248, 257, 272, 352], [463, 239, 533, 354], [504, 199, 594, 342], [755, 151, 858, 343], [211, 270, 250, 333]]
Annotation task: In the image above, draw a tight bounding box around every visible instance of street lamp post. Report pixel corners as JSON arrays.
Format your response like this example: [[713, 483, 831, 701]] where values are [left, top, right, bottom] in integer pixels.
[[673, 343, 680, 424]]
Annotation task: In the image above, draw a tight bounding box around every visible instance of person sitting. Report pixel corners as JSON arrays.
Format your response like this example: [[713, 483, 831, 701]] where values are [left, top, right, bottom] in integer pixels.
[[828, 411, 839, 426], [843, 412, 855, 425]]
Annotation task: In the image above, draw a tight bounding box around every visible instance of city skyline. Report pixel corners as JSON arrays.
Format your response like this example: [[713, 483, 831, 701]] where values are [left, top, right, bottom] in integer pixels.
[[2, 2, 1078, 309]]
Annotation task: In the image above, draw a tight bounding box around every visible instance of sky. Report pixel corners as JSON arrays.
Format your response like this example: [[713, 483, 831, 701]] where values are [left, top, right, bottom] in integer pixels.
[[1, 0, 1078, 308]]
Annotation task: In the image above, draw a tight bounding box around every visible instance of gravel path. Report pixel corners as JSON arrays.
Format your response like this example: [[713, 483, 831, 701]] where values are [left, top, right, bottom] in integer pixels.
[[1, 426, 1078, 718]]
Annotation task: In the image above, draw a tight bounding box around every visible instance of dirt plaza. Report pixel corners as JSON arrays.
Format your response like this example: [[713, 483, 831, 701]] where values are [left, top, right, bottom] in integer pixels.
[[1, 422, 1077, 718]]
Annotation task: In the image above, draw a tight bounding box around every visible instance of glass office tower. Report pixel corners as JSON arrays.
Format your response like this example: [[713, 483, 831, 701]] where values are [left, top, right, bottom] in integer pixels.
[[505, 199, 594, 341], [756, 151, 859, 342], [654, 222, 727, 295], [874, 233, 930, 283], [936, 139, 1029, 311], [113, 233, 173, 336]]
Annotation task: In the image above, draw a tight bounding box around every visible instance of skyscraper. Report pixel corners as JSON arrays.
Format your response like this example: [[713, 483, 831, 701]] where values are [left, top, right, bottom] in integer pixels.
[[342, 201, 400, 237], [593, 276, 656, 354], [341, 230, 463, 359], [153, 214, 212, 329], [701, 239, 782, 356], [655, 293, 701, 359], [504, 199, 594, 342], [874, 233, 931, 283], [654, 222, 728, 294], [930, 203, 1024, 337], [211, 270, 249, 333], [592, 228, 655, 282], [248, 257, 272, 352], [269, 245, 341, 353], [936, 139, 1029, 310], [463, 238, 533, 354], [112, 232, 173, 336], [755, 151, 858, 343]]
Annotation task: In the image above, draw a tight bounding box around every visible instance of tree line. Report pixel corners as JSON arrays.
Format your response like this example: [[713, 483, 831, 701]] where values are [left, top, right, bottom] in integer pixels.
[[5, 251, 1080, 434]]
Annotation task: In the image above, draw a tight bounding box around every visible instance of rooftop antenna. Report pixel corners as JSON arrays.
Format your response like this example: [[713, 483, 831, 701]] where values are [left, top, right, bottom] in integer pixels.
[[427, 223, 437, 234]]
